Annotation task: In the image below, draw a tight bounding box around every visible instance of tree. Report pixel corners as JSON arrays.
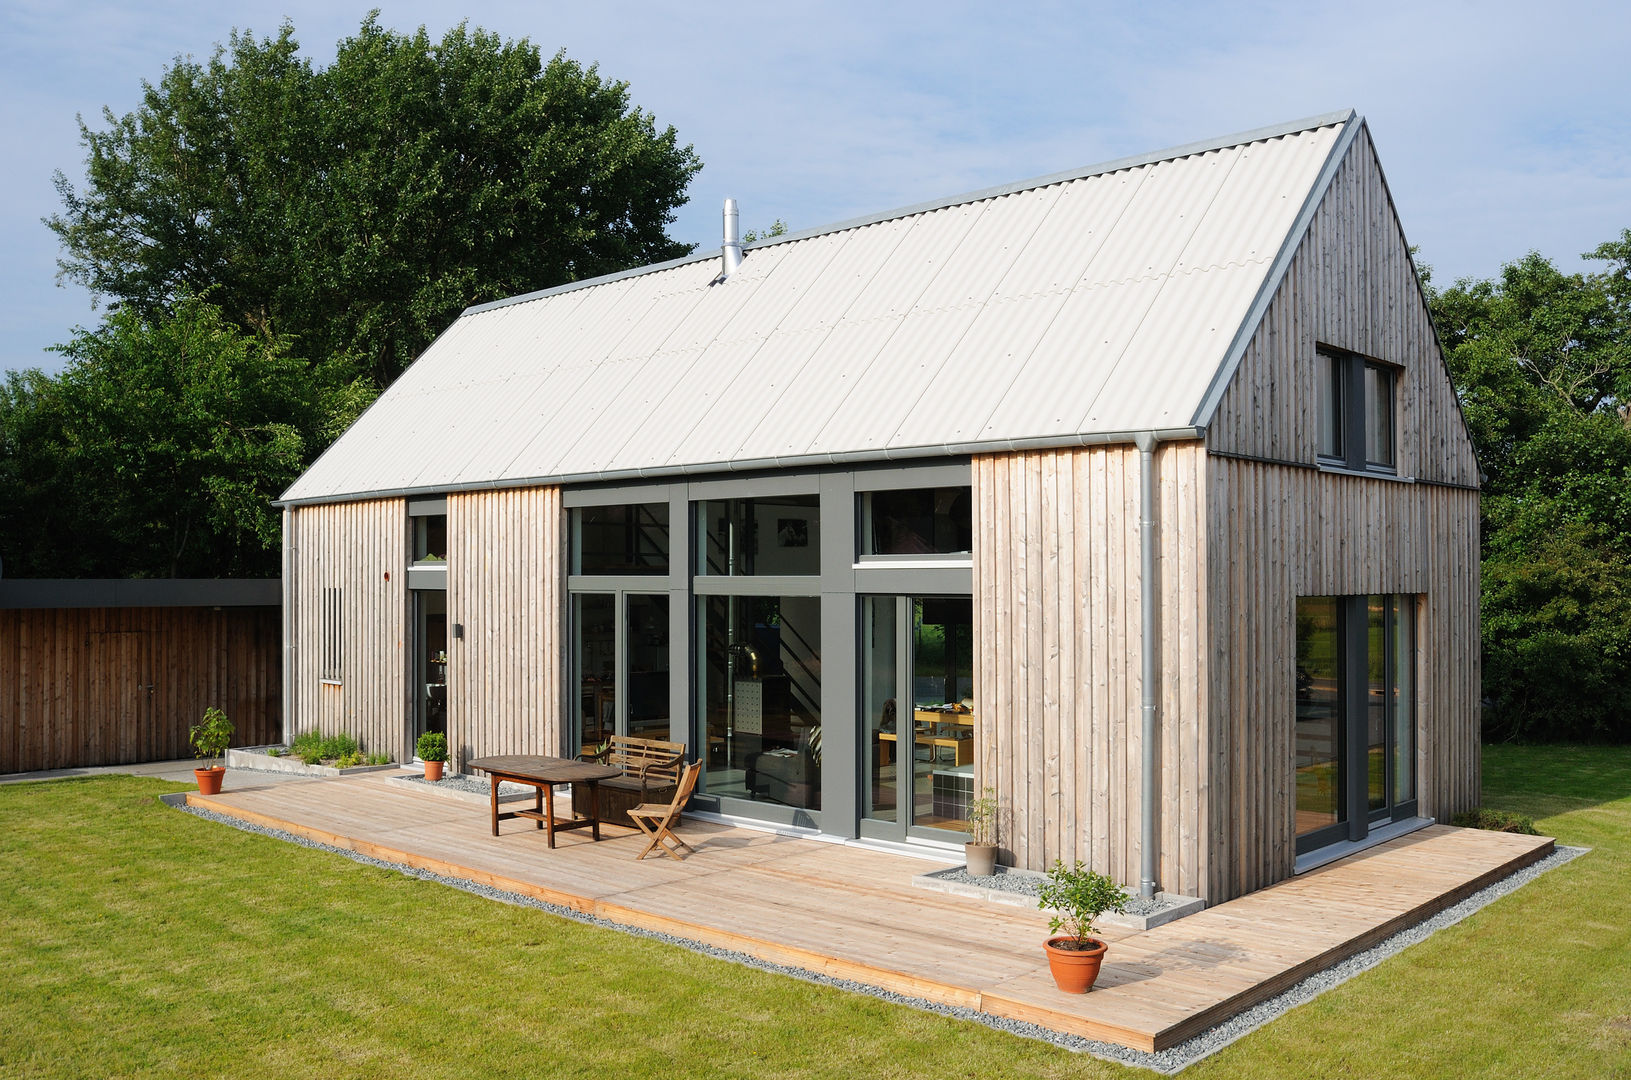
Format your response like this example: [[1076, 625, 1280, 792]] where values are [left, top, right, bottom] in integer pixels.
[[1425, 234, 1631, 742], [48, 16, 702, 389], [0, 296, 365, 578]]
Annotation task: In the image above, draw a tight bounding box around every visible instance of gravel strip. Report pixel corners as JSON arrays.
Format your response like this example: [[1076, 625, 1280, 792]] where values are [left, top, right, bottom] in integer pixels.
[[929, 866, 1176, 916], [172, 799, 1584, 1074]]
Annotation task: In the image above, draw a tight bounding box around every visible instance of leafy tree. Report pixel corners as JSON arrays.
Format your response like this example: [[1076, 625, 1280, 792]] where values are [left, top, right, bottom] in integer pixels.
[[0, 296, 361, 577], [48, 15, 702, 389], [1426, 234, 1631, 742]]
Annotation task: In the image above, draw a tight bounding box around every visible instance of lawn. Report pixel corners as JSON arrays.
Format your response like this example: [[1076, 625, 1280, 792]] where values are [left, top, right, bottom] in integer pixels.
[[2, 747, 1628, 1079]]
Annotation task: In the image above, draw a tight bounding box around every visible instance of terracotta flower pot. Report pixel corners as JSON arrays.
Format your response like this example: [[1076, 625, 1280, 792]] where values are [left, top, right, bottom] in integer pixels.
[[194, 767, 225, 796], [965, 842, 998, 877], [423, 760, 444, 782], [1043, 935, 1108, 993]]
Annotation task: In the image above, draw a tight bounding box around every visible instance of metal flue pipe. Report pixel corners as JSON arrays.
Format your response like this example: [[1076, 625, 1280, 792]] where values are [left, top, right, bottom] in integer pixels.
[[722, 197, 742, 278]]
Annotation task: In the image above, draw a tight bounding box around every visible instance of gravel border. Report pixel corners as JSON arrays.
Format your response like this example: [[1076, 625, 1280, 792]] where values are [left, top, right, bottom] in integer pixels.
[[171, 798, 1584, 1074]]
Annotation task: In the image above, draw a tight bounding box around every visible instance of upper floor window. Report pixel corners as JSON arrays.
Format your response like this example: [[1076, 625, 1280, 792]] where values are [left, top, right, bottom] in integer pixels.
[[698, 495, 820, 576], [860, 487, 972, 557], [412, 515, 447, 564], [1317, 346, 1396, 473], [573, 503, 670, 575]]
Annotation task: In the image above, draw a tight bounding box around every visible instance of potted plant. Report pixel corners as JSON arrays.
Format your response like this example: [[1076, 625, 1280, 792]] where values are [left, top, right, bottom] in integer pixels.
[[1036, 860, 1128, 993], [416, 731, 449, 781], [187, 707, 235, 795], [965, 787, 999, 876]]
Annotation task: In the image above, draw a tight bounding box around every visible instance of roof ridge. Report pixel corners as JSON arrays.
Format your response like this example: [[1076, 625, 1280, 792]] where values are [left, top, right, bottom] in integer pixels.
[[462, 109, 1357, 319]]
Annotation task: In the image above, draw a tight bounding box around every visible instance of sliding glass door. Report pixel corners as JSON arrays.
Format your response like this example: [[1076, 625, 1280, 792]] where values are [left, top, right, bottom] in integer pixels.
[[570, 592, 672, 755]]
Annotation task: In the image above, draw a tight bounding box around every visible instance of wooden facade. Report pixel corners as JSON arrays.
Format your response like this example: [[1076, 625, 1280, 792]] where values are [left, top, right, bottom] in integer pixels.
[[972, 442, 1211, 896], [277, 115, 1481, 905], [284, 498, 408, 759], [971, 122, 1482, 901], [446, 486, 566, 772], [1, 605, 280, 774]]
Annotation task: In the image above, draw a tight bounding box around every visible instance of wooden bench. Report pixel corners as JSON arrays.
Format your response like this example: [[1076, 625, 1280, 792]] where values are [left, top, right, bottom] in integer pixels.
[[576, 735, 686, 825]]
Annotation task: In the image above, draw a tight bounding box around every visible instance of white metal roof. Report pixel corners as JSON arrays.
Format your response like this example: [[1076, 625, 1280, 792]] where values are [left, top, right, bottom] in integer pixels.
[[281, 111, 1355, 505]]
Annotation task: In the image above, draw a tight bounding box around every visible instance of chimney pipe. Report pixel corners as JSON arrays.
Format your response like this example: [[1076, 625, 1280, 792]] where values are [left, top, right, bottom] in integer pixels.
[[721, 197, 742, 279]]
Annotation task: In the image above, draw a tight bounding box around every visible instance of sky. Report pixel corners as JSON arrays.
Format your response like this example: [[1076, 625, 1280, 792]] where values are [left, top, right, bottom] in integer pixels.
[[2, 0, 1628, 375]]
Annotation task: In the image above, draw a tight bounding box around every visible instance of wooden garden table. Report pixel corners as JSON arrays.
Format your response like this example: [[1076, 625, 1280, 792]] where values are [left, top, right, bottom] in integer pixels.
[[466, 754, 621, 848]]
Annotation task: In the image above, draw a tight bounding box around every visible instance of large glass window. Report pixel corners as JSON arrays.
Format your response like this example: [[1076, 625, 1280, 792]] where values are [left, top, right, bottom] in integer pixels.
[[1296, 593, 1417, 853], [697, 496, 820, 576], [1295, 596, 1342, 835], [573, 594, 617, 754], [861, 487, 972, 557], [573, 504, 669, 575], [698, 595, 822, 809], [625, 594, 670, 741]]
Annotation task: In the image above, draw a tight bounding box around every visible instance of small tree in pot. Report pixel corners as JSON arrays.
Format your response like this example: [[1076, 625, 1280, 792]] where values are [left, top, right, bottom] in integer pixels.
[[188, 707, 235, 795], [965, 787, 999, 876], [416, 731, 449, 781], [1036, 860, 1128, 993]]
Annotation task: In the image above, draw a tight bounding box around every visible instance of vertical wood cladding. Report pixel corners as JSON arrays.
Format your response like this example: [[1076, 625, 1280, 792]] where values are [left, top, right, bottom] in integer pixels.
[[1205, 463, 1481, 898], [1201, 123, 1482, 900], [1207, 123, 1480, 488], [0, 606, 281, 773], [973, 442, 1210, 898], [446, 486, 565, 772], [285, 498, 408, 759]]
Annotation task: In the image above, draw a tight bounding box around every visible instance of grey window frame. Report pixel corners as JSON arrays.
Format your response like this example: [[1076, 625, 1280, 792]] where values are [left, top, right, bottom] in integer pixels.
[[561, 461, 973, 839], [407, 498, 448, 591], [1317, 345, 1399, 476], [1295, 593, 1419, 857]]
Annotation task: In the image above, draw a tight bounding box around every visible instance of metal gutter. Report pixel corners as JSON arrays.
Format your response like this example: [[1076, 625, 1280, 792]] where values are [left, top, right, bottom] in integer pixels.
[[1188, 110, 1360, 430], [273, 426, 1205, 508]]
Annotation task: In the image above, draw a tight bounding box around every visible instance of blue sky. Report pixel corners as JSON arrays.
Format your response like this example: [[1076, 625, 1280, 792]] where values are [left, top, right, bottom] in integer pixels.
[[3, 0, 1628, 375]]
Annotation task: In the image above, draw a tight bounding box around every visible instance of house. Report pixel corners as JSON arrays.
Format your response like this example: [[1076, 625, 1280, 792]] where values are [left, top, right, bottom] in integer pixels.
[[275, 109, 1480, 904]]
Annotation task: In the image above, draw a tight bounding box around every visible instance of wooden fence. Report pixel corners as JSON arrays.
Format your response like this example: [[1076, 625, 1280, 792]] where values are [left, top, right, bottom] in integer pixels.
[[1, 581, 281, 774]]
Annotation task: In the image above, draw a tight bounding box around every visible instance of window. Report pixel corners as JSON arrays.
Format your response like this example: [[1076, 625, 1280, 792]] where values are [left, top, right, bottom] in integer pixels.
[[1317, 346, 1397, 472], [860, 487, 972, 557], [697, 495, 820, 576], [572, 503, 669, 575], [412, 515, 447, 564], [321, 587, 343, 683]]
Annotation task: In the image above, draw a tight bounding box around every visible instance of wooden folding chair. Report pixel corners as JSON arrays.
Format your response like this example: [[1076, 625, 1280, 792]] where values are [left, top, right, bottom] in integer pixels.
[[628, 761, 700, 861]]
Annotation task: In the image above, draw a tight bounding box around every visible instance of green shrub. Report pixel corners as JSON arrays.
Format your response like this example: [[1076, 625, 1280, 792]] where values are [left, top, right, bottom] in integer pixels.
[[289, 730, 361, 765], [187, 707, 234, 769], [366, 752, 390, 766], [1451, 808, 1540, 835], [265, 746, 283, 758], [1036, 860, 1127, 946], [416, 731, 448, 763], [333, 751, 364, 769]]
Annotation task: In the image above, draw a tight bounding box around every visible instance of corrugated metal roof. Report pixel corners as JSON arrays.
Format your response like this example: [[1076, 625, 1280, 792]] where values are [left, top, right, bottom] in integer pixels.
[[281, 111, 1354, 505]]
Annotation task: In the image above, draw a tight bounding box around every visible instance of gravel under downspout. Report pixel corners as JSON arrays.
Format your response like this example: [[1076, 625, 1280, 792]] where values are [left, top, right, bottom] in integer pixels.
[[172, 799, 1584, 1074]]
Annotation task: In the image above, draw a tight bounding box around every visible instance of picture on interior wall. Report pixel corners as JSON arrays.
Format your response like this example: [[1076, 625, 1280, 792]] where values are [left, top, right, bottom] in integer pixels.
[[777, 518, 809, 547]]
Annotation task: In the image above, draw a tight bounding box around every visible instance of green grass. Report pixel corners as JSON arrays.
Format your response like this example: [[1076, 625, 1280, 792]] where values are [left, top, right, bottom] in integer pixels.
[[4, 749, 1630, 1078]]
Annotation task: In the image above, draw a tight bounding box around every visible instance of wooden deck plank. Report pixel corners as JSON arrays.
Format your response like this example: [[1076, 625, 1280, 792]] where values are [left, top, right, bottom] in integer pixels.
[[186, 778, 1555, 1053]]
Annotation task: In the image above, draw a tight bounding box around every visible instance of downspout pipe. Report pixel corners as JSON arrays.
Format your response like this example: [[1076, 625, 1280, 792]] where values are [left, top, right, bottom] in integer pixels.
[[1134, 431, 1161, 901]]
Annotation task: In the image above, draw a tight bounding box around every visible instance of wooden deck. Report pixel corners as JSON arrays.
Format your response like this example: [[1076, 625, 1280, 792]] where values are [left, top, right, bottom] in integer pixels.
[[189, 774, 1554, 1052]]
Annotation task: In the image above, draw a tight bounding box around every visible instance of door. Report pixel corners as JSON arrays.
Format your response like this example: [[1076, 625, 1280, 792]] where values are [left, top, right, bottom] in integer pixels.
[[1295, 594, 1417, 854], [860, 595, 975, 842], [411, 589, 448, 753], [571, 591, 672, 754]]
